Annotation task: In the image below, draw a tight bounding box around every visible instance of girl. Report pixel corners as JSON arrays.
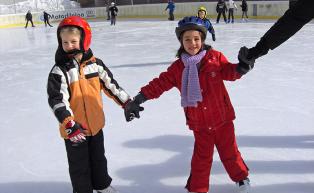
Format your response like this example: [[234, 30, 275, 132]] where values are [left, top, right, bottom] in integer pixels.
[[124, 16, 252, 193], [47, 16, 131, 193]]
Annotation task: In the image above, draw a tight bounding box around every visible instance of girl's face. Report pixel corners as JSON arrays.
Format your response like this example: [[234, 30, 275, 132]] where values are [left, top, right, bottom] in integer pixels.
[[182, 30, 203, 56], [198, 11, 206, 19], [60, 30, 81, 53]]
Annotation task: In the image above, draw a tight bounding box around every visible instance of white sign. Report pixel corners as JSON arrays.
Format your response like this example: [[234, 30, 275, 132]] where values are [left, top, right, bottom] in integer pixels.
[[39, 8, 96, 21]]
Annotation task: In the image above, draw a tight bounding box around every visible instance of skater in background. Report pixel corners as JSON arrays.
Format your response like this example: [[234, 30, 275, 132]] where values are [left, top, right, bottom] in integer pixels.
[[124, 16, 252, 193], [197, 6, 216, 41], [240, 0, 249, 22], [47, 16, 134, 193], [25, 10, 35, 28], [109, 2, 118, 25], [165, 0, 175, 21], [105, 0, 110, 20], [43, 11, 53, 27], [216, 0, 227, 24], [227, 0, 238, 23], [237, 0, 314, 75]]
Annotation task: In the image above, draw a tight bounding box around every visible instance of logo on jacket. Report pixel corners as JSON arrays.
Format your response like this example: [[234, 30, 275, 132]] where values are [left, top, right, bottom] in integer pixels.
[[211, 72, 216, 77]]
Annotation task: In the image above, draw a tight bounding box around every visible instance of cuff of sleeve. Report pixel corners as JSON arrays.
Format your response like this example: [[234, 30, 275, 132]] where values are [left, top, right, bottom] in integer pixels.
[[122, 99, 131, 109], [60, 116, 74, 130]]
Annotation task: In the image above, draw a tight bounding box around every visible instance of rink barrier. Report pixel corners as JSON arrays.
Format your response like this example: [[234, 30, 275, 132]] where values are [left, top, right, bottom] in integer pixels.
[[0, 1, 288, 28]]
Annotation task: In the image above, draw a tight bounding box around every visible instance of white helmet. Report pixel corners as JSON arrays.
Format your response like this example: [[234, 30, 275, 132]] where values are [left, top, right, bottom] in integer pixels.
[[111, 2, 115, 6]]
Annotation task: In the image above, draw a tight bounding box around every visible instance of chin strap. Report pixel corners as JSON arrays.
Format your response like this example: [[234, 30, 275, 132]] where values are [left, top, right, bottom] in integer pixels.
[[66, 49, 83, 58]]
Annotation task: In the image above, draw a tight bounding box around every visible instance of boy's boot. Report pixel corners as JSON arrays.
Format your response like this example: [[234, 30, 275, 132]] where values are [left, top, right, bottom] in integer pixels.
[[236, 178, 251, 193], [97, 186, 118, 193]]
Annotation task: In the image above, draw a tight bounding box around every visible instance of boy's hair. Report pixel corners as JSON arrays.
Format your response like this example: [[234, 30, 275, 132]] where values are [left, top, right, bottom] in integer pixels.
[[59, 26, 82, 37], [57, 16, 92, 52]]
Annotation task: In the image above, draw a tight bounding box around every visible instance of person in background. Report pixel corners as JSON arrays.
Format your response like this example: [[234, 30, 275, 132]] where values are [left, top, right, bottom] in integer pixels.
[[47, 16, 135, 193], [165, 0, 175, 21], [106, 0, 110, 20], [197, 6, 216, 41], [109, 2, 118, 25], [43, 11, 53, 27], [216, 0, 227, 24], [237, 0, 314, 75], [25, 10, 35, 28], [124, 16, 252, 193], [227, 0, 238, 23], [240, 0, 249, 22]]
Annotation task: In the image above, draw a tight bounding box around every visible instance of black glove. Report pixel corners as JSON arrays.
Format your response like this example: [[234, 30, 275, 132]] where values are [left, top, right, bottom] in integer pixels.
[[237, 46, 255, 75], [212, 33, 216, 41], [124, 93, 146, 122], [65, 120, 86, 145]]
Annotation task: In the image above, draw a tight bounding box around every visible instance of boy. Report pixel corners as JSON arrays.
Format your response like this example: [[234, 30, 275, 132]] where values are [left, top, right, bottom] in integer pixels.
[[197, 6, 216, 41], [47, 16, 135, 193]]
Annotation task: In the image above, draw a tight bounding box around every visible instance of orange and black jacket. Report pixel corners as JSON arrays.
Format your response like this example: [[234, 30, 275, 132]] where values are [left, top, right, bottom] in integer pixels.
[[47, 48, 130, 138]]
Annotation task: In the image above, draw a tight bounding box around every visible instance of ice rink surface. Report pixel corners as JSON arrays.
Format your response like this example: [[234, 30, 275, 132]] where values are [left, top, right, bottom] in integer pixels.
[[0, 19, 313, 193]]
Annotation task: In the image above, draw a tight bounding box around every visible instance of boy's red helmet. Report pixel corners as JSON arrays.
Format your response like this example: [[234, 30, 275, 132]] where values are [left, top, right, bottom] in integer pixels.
[[57, 16, 92, 52]]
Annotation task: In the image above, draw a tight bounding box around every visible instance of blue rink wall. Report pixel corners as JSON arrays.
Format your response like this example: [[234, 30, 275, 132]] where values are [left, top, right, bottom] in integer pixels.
[[0, 1, 288, 28]]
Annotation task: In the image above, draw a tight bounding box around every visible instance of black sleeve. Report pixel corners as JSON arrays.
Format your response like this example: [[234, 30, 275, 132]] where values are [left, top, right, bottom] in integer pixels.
[[47, 66, 72, 123], [262, 0, 314, 50]]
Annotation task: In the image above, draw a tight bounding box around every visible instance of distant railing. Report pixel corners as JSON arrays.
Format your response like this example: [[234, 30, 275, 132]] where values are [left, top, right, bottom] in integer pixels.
[[106, 0, 287, 6], [0, 0, 80, 15], [0, 0, 290, 15]]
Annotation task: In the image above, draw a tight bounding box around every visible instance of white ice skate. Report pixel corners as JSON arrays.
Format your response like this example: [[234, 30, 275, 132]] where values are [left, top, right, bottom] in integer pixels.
[[236, 178, 251, 193], [97, 186, 119, 193]]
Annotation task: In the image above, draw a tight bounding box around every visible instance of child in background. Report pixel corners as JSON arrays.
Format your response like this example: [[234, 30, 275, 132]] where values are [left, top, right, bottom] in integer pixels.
[[165, 0, 176, 21], [124, 16, 252, 193], [47, 16, 133, 193], [240, 0, 249, 22], [109, 2, 119, 25], [227, 0, 238, 23], [216, 0, 228, 24], [197, 6, 216, 41]]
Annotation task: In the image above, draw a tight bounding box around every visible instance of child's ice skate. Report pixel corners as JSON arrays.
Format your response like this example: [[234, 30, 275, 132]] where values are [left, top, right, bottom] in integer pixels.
[[97, 186, 119, 193], [236, 178, 250, 193]]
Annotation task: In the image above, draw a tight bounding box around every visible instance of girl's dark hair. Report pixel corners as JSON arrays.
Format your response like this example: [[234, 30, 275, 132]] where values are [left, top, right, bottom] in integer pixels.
[[176, 31, 212, 57]]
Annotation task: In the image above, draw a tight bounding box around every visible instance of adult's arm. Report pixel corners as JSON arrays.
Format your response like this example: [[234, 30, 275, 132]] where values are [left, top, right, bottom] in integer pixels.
[[249, 0, 314, 59]]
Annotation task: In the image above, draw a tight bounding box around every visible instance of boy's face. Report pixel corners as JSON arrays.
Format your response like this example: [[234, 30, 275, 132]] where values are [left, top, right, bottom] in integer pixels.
[[198, 11, 206, 19], [60, 31, 81, 53], [182, 30, 203, 56]]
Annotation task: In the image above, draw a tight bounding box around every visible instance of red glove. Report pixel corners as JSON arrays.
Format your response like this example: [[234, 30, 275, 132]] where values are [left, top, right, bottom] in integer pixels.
[[65, 120, 86, 144]]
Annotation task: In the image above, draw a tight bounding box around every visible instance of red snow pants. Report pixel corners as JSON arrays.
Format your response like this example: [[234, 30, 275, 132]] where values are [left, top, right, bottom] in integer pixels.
[[185, 121, 249, 193]]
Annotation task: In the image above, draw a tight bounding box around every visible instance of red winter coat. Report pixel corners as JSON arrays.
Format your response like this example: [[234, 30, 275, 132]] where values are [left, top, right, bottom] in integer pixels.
[[140, 49, 242, 131]]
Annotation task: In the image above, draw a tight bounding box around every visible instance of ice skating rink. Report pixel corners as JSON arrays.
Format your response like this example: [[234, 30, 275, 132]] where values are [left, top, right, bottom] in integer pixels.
[[0, 19, 313, 193]]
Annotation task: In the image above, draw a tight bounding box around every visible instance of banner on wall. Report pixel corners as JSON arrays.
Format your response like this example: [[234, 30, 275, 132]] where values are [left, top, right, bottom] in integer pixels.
[[39, 8, 96, 21]]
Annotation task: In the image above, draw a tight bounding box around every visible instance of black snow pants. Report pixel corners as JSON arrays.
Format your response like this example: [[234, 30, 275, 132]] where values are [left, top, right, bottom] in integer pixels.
[[65, 130, 112, 193]]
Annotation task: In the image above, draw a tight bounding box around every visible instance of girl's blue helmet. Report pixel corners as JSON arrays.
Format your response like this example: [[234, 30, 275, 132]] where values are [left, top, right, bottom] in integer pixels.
[[175, 16, 208, 40]]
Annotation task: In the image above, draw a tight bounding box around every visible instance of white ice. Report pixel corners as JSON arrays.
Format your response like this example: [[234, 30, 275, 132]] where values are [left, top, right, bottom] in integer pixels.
[[0, 19, 313, 193]]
